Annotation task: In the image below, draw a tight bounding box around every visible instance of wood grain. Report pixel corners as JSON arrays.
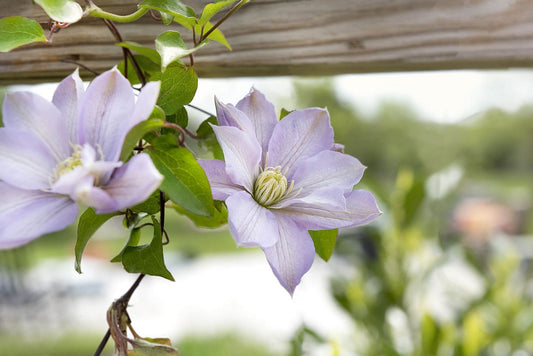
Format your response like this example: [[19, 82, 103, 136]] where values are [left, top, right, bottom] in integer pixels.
[[1, 0, 533, 83]]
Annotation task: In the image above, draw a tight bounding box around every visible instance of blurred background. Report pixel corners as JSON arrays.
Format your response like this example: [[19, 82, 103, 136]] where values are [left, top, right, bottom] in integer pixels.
[[1, 70, 533, 355]]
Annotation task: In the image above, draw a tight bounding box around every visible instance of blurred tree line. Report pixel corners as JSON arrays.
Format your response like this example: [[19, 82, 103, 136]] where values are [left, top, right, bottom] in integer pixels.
[[292, 79, 533, 182]]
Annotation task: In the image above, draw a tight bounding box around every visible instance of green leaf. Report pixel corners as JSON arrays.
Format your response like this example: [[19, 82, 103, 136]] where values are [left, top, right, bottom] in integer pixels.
[[122, 217, 174, 280], [75, 208, 118, 273], [402, 177, 426, 228], [34, 0, 83, 23], [156, 31, 206, 72], [173, 200, 227, 228], [111, 226, 142, 262], [198, 0, 236, 25], [309, 229, 338, 262], [167, 106, 188, 128], [139, 0, 196, 28], [0, 17, 46, 53], [195, 116, 223, 160], [280, 108, 293, 120], [116, 41, 161, 65], [196, 116, 217, 137], [152, 63, 198, 115], [148, 135, 214, 216], [159, 11, 175, 25], [130, 191, 163, 215], [119, 118, 165, 161], [196, 22, 231, 50]]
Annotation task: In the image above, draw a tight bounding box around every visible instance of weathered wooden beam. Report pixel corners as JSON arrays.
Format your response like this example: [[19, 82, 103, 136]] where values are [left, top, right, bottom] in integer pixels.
[[1, 0, 533, 84]]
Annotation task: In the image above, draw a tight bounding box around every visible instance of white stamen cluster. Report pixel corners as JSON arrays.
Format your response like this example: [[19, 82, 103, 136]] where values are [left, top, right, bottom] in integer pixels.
[[253, 166, 294, 207]]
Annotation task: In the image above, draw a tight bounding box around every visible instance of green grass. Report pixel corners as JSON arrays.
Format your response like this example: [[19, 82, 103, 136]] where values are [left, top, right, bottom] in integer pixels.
[[178, 334, 278, 356], [0, 333, 278, 356]]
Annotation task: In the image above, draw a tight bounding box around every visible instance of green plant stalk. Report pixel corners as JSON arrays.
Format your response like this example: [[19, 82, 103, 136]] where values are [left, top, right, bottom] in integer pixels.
[[200, 0, 251, 42], [87, 4, 149, 23]]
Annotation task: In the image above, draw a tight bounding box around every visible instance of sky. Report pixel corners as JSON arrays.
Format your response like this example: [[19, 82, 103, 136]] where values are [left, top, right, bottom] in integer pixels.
[[12, 69, 533, 124]]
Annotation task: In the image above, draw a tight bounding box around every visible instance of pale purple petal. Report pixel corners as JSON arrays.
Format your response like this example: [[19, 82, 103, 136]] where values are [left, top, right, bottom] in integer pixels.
[[0, 128, 56, 190], [274, 188, 347, 211], [72, 175, 118, 213], [78, 68, 135, 162], [51, 166, 91, 197], [3, 91, 69, 162], [235, 88, 277, 162], [290, 150, 366, 197], [130, 81, 161, 127], [52, 68, 85, 145], [198, 159, 242, 200], [226, 191, 279, 248], [76, 144, 121, 186], [215, 97, 254, 132], [280, 189, 382, 230], [262, 215, 315, 295], [212, 125, 261, 192], [267, 108, 334, 176], [0, 182, 78, 249], [101, 153, 163, 213]]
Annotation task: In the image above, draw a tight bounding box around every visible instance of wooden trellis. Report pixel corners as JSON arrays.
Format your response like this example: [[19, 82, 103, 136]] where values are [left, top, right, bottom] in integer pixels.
[[1, 0, 533, 84]]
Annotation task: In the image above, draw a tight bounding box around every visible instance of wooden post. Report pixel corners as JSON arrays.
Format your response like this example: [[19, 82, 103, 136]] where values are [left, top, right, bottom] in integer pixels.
[[1, 0, 533, 83]]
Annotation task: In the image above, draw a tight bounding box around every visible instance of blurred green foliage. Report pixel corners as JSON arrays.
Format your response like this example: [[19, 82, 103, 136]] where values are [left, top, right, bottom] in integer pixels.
[[289, 79, 533, 355]]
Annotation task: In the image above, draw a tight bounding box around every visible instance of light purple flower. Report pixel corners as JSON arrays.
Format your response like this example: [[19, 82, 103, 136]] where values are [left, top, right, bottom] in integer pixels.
[[199, 89, 381, 294], [0, 68, 163, 249]]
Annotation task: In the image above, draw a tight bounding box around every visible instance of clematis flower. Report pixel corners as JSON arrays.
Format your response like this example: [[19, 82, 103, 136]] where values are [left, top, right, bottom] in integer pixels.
[[199, 89, 381, 294], [0, 68, 163, 249]]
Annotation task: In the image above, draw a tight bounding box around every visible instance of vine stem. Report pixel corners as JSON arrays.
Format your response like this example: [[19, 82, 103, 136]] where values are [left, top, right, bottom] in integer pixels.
[[87, 2, 149, 23], [93, 273, 146, 356], [200, 0, 250, 42], [102, 19, 146, 86]]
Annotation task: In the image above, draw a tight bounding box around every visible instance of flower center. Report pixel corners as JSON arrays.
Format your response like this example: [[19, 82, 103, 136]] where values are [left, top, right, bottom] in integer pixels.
[[54, 145, 84, 180], [253, 166, 294, 207]]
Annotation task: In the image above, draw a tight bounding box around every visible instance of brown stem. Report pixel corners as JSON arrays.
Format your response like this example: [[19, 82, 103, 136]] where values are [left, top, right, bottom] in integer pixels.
[[200, 0, 248, 42], [93, 273, 146, 356], [162, 122, 187, 146], [187, 104, 215, 117], [102, 19, 146, 86], [60, 59, 100, 76]]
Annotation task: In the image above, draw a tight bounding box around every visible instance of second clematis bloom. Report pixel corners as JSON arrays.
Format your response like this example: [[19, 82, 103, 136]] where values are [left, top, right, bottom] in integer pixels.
[[0, 68, 163, 249], [199, 89, 382, 294]]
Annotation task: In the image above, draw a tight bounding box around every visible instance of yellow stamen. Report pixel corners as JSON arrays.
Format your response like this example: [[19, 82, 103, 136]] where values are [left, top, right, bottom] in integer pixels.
[[53, 145, 83, 180]]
